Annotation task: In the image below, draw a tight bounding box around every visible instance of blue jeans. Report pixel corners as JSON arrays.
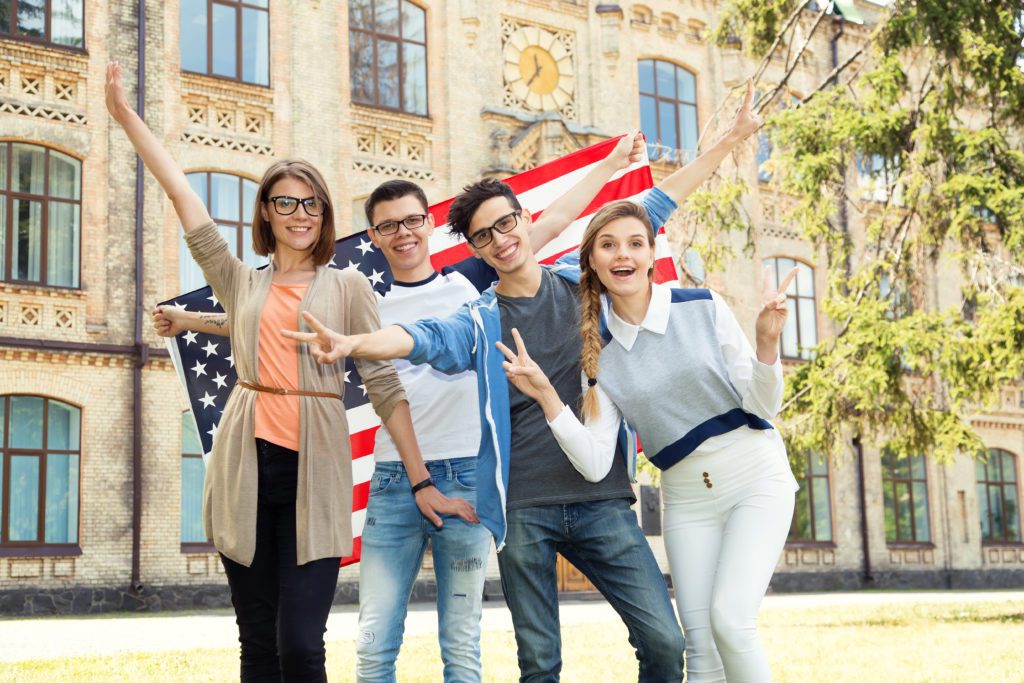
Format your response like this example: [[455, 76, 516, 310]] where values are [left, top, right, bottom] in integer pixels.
[[498, 498, 685, 683], [356, 457, 492, 683]]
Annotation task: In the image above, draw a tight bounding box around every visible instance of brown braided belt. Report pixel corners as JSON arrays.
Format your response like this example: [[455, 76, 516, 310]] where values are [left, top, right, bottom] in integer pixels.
[[237, 379, 343, 401]]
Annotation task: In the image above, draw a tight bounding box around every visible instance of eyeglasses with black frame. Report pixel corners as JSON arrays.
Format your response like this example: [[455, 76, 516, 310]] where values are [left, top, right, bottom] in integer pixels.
[[267, 195, 324, 217], [467, 210, 522, 249], [373, 214, 429, 236]]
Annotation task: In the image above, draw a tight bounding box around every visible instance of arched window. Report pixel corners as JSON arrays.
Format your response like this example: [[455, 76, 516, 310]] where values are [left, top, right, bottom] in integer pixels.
[[180, 0, 270, 85], [881, 450, 930, 543], [789, 451, 833, 543], [180, 412, 209, 547], [180, 172, 264, 293], [0, 1, 84, 48], [0, 395, 80, 548], [637, 59, 698, 163], [0, 142, 81, 287], [977, 449, 1021, 544], [765, 257, 817, 360], [349, 0, 428, 116]]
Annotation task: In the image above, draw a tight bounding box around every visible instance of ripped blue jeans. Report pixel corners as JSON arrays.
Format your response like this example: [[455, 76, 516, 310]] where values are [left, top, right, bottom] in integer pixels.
[[356, 456, 491, 683]]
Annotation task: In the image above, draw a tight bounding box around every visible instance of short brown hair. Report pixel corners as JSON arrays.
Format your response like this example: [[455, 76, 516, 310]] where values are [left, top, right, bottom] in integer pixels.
[[446, 178, 521, 240], [251, 159, 336, 266]]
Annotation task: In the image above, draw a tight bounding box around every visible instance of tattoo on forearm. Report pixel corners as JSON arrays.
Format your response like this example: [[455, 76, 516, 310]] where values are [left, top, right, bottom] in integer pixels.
[[198, 314, 227, 328]]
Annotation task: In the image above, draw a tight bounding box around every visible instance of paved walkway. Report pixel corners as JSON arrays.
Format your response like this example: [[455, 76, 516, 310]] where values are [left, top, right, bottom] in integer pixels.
[[0, 590, 1021, 662]]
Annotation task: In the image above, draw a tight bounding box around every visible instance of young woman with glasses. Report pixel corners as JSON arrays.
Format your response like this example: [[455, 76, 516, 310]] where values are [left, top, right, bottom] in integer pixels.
[[104, 63, 476, 682]]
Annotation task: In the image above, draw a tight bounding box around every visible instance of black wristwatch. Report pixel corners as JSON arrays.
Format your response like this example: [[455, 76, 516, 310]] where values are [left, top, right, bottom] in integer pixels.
[[411, 477, 436, 494]]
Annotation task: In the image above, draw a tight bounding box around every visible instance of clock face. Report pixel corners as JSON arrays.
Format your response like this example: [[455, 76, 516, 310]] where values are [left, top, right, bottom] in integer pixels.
[[503, 26, 575, 112]]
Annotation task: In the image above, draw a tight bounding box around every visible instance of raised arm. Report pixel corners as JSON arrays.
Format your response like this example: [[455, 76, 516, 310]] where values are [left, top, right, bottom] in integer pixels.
[[152, 305, 230, 338], [528, 131, 645, 252], [654, 78, 762, 205], [105, 63, 211, 231]]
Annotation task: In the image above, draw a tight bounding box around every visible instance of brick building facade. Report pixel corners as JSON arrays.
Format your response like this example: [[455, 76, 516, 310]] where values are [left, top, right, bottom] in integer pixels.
[[0, 0, 1020, 614]]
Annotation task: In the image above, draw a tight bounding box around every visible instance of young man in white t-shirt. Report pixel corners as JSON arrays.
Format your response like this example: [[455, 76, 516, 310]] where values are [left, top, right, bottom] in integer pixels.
[[154, 132, 644, 682]]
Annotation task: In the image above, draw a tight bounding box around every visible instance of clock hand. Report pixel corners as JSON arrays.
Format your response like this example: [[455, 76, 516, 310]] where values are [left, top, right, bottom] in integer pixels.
[[526, 59, 543, 87]]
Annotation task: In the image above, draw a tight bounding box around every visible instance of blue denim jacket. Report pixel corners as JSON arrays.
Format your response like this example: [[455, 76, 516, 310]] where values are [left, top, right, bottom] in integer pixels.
[[397, 188, 678, 550]]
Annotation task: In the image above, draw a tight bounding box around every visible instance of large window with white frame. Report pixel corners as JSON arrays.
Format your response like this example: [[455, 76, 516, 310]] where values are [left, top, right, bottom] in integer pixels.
[[977, 449, 1021, 544], [0, 0, 84, 48], [0, 395, 80, 550], [881, 450, 931, 544], [788, 451, 833, 543], [765, 257, 817, 360], [0, 142, 81, 288], [180, 172, 265, 293], [638, 59, 698, 164]]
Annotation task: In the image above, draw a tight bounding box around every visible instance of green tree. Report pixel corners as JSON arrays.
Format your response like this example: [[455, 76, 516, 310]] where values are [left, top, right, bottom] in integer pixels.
[[691, 0, 1024, 463]]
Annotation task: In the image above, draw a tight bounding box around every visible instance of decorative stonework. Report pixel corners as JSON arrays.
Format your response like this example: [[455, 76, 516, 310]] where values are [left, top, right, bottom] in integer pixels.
[[19, 304, 41, 327], [0, 41, 88, 126], [888, 546, 935, 566], [55, 307, 75, 330], [783, 545, 836, 567], [180, 73, 274, 157], [500, 17, 577, 120], [984, 546, 1024, 566], [350, 106, 434, 181], [0, 100, 87, 125]]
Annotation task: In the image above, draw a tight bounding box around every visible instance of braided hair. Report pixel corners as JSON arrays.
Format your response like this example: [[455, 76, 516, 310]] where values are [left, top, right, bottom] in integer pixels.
[[577, 200, 657, 420]]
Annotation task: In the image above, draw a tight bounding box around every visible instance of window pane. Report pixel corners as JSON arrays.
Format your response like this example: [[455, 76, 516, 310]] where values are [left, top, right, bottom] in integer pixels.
[[811, 477, 832, 541], [13, 199, 42, 282], [1001, 451, 1017, 482], [657, 101, 677, 150], [187, 172, 208, 206], [9, 455, 40, 542], [349, 30, 375, 104], [797, 298, 817, 352], [989, 486, 1005, 539], [791, 483, 810, 540], [242, 179, 257, 224], [810, 452, 829, 475], [639, 94, 658, 153], [211, 3, 238, 78], [180, 0, 208, 73], [638, 60, 655, 95], [13, 144, 45, 195], [975, 457, 987, 482], [349, 0, 372, 28], [912, 481, 930, 542], [781, 298, 798, 357], [401, 0, 425, 41], [757, 133, 772, 182], [377, 38, 400, 109], [51, 0, 84, 48], [655, 61, 675, 98], [16, 0, 44, 38], [48, 151, 81, 200], [10, 396, 44, 449], [883, 483, 896, 541], [1005, 487, 1021, 542], [181, 457, 207, 542], [182, 413, 203, 455], [0, 398, 5, 447], [0, 1, 8, 33], [0, 194, 6, 280], [402, 42, 427, 115], [896, 481, 912, 540], [978, 483, 990, 539], [677, 67, 696, 103], [47, 202, 80, 287], [797, 263, 814, 296], [910, 453, 926, 480], [893, 452, 910, 481], [217, 224, 238, 257], [44, 454, 78, 543], [241, 7, 269, 85], [1, 143, 6, 188], [210, 174, 240, 222], [179, 228, 207, 292], [376, 0, 399, 36], [47, 401, 80, 451], [680, 105, 698, 163], [242, 225, 268, 269]]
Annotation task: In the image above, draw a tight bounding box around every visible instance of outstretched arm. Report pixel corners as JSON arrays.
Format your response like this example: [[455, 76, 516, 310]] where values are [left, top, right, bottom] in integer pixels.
[[282, 311, 414, 364], [529, 131, 645, 252], [655, 78, 763, 205], [152, 305, 229, 338], [105, 63, 211, 231]]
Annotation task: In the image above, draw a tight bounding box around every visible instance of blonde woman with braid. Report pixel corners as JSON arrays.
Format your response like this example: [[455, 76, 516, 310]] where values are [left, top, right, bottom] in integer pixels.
[[498, 199, 800, 683]]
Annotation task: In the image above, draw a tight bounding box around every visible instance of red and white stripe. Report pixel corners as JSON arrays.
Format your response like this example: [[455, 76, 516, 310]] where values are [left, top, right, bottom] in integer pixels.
[[341, 135, 677, 566]]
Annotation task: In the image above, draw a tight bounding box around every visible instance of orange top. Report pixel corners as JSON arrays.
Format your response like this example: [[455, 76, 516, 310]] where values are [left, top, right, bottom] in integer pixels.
[[254, 281, 308, 452]]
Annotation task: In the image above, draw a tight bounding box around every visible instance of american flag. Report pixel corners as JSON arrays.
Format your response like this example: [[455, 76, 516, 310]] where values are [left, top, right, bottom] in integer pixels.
[[164, 135, 678, 565]]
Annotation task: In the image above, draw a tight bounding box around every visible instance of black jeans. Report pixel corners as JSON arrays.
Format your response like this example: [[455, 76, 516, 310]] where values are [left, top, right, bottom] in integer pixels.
[[220, 439, 341, 682]]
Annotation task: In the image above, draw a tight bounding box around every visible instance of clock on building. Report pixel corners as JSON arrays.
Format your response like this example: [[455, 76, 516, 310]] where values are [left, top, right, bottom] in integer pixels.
[[502, 25, 575, 112]]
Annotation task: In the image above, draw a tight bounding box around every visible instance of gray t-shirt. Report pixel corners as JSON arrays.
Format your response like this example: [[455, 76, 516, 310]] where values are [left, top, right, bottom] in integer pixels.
[[498, 268, 635, 509]]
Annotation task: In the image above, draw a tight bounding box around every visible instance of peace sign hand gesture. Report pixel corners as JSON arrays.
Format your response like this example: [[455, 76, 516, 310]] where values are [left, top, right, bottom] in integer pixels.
[[281, 311, 354, 365], [754, 265, 798, 364], [728, 78, 764, 143]]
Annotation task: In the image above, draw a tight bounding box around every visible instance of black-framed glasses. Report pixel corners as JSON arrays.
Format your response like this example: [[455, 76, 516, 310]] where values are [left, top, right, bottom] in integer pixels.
[[467, 210, 521, 249], [267, 195, 324, 217], [373, 214, 429, 236]]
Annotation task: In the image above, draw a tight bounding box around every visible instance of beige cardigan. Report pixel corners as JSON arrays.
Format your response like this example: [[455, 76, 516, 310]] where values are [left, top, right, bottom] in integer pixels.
[[185, 222, 406, 566]]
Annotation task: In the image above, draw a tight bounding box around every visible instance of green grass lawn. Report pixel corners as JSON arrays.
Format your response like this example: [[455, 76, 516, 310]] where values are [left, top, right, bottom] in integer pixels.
[[2, 599, 1022, 682]]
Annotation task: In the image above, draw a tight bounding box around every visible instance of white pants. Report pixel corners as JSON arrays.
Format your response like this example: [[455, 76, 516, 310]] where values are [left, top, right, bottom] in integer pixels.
[[662, 428, 796, 683]]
